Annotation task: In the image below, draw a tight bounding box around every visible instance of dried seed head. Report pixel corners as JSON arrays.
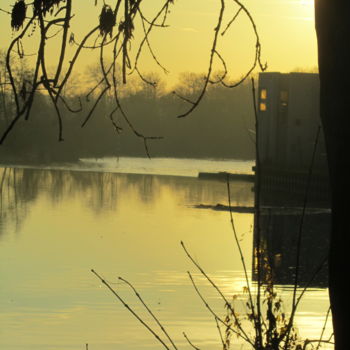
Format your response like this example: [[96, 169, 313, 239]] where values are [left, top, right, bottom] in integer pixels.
[[34, 0, 63, 16], [11, 0, 26, 31], [69, 32, 75, 45], [99, 5, 116, 37], [118, 18, 134, 41]]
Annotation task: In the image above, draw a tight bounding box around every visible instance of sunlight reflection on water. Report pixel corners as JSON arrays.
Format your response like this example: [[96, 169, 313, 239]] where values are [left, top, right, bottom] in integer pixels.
[[0, 160, 332, 350]]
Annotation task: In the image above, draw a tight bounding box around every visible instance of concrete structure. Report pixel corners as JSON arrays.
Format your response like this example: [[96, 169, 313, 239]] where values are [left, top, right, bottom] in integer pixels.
[[258, 72, 327, 173]]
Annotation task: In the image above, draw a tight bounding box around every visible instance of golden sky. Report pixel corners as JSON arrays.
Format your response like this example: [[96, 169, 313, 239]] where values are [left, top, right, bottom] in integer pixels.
[[0, 0, 317, 86]]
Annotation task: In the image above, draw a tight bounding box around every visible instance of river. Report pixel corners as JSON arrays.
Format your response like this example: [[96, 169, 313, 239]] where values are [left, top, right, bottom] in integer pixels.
[[0, 158, 332, 350]]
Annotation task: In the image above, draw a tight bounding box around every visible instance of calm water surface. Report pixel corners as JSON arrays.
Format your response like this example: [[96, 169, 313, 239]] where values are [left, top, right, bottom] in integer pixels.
[[0, 158, 332, 350]]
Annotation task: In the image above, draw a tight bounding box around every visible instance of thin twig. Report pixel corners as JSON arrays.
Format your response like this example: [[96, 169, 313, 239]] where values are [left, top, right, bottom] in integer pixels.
[[182, 242, 253, 346], [183, 332, 201, 350], [221, 7, 243, 36], [176, 0, 225, 119], [119, 277, 178, 350], [214, 316, 227, 350], [251, 77, 263, 347], [284, 126, 322, 350], [315, 306, 332, 350], [226, 176, 259, 344], [186, 271, 251, 344], [91, 269, 172, 350]]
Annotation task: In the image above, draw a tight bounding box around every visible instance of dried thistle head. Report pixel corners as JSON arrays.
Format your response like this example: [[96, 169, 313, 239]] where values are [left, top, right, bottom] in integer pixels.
[[118, 18, 134, 41], [11, 0, 26, 31], [33, 0, 63, 17], [99, 5, 116, 37]]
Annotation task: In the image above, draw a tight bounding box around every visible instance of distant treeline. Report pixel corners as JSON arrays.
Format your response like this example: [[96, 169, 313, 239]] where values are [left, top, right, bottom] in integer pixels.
[[0, 70, 256, 164]]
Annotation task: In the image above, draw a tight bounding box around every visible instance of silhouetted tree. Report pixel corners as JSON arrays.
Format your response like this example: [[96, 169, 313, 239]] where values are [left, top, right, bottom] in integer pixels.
[[315, 2, 350, 349], [0, 0, 264, 156]]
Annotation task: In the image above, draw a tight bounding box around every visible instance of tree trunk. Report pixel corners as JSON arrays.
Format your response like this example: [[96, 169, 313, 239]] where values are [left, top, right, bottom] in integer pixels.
[[315, 2, 350, 349]]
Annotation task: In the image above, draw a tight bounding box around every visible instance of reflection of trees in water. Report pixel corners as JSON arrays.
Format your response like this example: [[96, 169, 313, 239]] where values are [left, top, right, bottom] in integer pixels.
[[0, 168, 27, 237], [253, 211, 330, 288], [123, 174, 158, 204], [158, 177, 254, 207], [0, 167, 254, 238]]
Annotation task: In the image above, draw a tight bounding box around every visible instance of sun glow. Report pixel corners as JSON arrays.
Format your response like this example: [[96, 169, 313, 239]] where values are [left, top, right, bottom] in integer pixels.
[[300, 0, 314, 9]]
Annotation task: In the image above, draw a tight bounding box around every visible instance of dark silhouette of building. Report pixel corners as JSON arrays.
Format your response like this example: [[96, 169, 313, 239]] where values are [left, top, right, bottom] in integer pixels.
[[257, 72, 330, 207], [252, 73, 331, 287]]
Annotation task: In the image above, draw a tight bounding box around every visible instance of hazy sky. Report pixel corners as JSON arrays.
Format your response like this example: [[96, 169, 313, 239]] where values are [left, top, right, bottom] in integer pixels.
[[0, 0, 317, 85]]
